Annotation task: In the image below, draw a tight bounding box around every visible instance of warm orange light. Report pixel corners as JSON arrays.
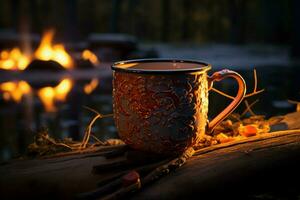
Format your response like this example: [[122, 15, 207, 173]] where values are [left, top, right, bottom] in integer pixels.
[[82, 50, 99, 65], [3, 92, 11, 101], [115, 62, 138, 69], [38, 87, 56, 112], [0, 48, 30, 70], [19, 81, 31, 94], [0, 82, 16, 91], [37, 78, 73, 112], [0, 29, 74, 70], [54, 78, 73, 101], [84, 78, 99, 94], [34, 30, 73, 68], [1, 50, 9, 59], [0, 81, 31, 102], [0, 78, 72, 112]]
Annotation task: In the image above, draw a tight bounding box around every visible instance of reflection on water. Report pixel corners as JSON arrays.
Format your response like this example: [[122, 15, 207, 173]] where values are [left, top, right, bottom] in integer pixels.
[[84, 78, 99, 95], [0, 81, 31, 102], [0, 71, 115, 161], [0, 79, 74, 112], [37, 79, 73, 112]]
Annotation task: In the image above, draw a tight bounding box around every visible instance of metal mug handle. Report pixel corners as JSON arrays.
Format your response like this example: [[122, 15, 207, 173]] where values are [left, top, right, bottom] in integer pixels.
[[207, 69, 246, 133]]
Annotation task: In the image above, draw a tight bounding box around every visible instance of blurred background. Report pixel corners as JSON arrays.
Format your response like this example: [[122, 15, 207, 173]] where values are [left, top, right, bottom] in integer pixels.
[[0, 0, 299, 161]]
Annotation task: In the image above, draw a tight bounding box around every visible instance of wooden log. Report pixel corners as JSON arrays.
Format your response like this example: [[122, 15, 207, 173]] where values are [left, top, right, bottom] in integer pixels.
[[134, 129, 300, 199], [1, 129, 300, 199]]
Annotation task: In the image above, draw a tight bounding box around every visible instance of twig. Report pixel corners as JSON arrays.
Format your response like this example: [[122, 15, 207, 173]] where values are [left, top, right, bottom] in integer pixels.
[[241, 99, 259, 117], [33, 107, 116, 158], [245, 68, 265, 98], [141, 147, 194, 184], [245, 89, 265, 98], [81, 112, 114, 148], [80, 106, 113, 149], [253, 68, 258, 92], [210, 87, 235, 100], [287, 99, 300, 112], [288, 99, 300, 104], [40, 134, 73, 150], [98, 148, 194, 200], [229, 113, 242, 122], [211, 69, 264, 100], [90, 134, 103, 143], [80, 114, 103, 149], [83, 105, 114, 118], [83, 105, 102, 116]]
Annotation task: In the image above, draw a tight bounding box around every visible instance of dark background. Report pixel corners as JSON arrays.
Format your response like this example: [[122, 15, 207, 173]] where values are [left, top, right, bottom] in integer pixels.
[[0, 0, 299, 48]]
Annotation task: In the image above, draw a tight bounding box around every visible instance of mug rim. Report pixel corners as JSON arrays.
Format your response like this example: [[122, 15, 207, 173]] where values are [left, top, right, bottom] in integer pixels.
[[111, 58, 211, 74]]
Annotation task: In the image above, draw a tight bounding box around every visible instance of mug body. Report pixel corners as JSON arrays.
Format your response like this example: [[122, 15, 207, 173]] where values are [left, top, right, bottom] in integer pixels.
[[112, 59, 211, 155]]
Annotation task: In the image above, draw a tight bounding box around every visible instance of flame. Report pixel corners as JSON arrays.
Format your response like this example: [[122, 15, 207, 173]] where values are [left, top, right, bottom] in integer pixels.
[[0, 48, 30, 70], [84, 78, 99, 94], [0, 81, 31, 102], [54, 78, 73, 101], [82, 50, 99, 65], [37, 78, 73, 112], [34, 30, 73, 68], [0, 29, 74, 70], [38, 87, 56, 112]]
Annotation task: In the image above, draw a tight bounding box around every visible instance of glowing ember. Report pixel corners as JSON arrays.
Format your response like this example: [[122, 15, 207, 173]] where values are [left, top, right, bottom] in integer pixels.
[[38, 78, 73, 112], [0, 48, 30, 70], [35, 30, 73, 68], [0, 81, 31, 102], [84, 78, 99, 94], [82, 49, 99, 65]]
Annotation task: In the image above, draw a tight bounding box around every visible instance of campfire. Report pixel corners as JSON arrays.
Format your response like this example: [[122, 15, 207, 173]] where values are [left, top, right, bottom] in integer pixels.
[[0, 48, 30, 70], [0, 29, 100, 112], [34, 30, 73, 69], [0, 29, 99, 70]]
